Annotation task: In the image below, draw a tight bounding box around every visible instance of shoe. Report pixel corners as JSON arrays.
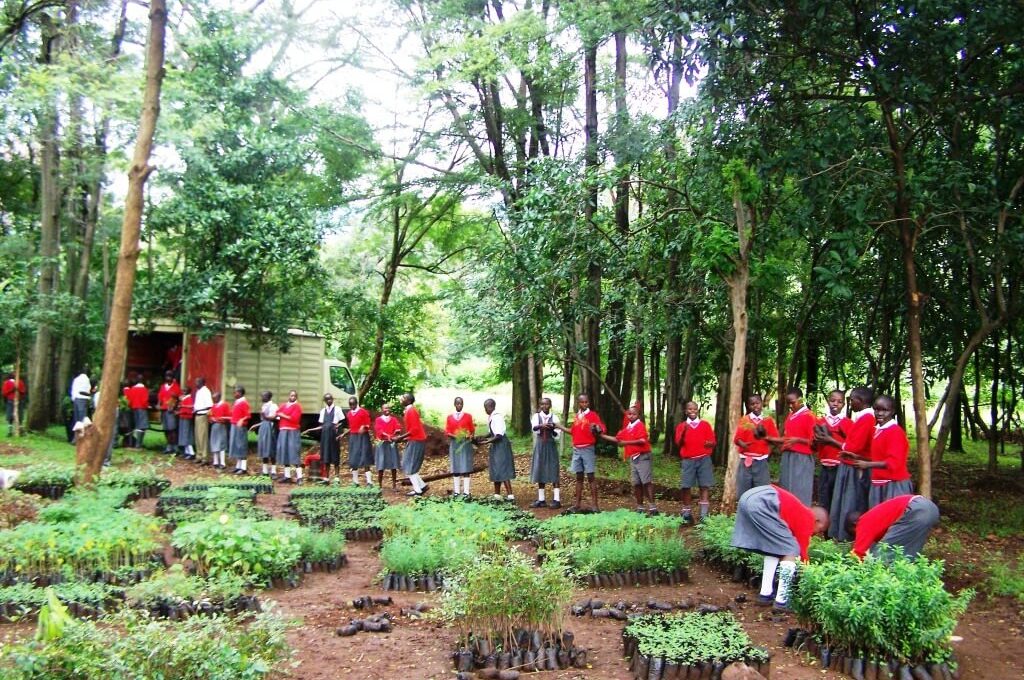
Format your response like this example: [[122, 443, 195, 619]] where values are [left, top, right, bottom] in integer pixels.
[[420, 484, 429, 494], [406, 490, 419, 497], [772, 602, 792, 613], [547, 500, 561, 509], [647, 507, 659, 515], [295, 478, 304, 486], [530, 500, 546, 508], [755, 594, 774, 606], [681, 512, 694, 524], [635, 506, 646, 513]]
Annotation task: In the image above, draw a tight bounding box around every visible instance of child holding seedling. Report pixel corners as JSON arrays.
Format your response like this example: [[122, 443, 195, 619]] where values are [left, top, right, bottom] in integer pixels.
[[733, 394, 778, 497], [816, 386, 875, 540], [813, 389, 850, 513], [209, 391, 231, 470], [761, 388, 817, 505], [600, 405, 656, 514], [276, 390, 302, 483], [731, 485, 829, 611], [529, 397, 561, 508], [343, 396, 373, 486], [228, 385, 251, 475], [394, 393, 429, 496], [478, 398, 515, 502], [446, 396, 476, 497], [675, 400, 716, 523], [847, 494, 939, 560], [374, 403, 401, 490], [177, 386, 195, 460], [555, 393, 605, 512], [253, 390, 277, 477], [851, 395, 914, 508]]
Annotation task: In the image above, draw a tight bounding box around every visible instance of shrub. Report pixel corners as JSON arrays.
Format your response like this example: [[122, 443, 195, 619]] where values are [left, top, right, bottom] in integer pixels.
[[625, 612, 769, 666], [170, 516, 305, 586], [289, 485, 387, 531], [125, 565, 247, 609], [11, 464, 76, 496], [790, 551, 973, 666]]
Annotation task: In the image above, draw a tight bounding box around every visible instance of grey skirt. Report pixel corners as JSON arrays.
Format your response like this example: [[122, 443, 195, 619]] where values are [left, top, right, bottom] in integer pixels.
[[133, 408, 149, 431], [257, 420, 276, 458], [778, 451, 815, 506], [873, 496, 938, 560], [449, 438, 474, 474], [828, 464, 867, 540], [276, 429, 301, 466], [210, 422, 228, 452], [488, 436, 515, 482], [402, 440, 426, 475], [868, 479, 915, 509], [229, 424, 249, 459], [529, 438, 560, 484], [375, 441, 400, 470], [161, 410, 177, 432], [178, 419, 193, 447], [348, 432, 373, 469], [731, 486, 801, 557]]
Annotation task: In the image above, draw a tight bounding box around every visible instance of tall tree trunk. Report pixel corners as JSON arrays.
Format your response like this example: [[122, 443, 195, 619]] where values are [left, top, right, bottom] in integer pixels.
[[649, 343, 662, 444], [988, 330, 1000, 474], [76, 0, 167, 483], [634, 338, 645, 419], [581, 42, 602, 415], [712, 371, 730, 466], [510, 355, 532, 435]]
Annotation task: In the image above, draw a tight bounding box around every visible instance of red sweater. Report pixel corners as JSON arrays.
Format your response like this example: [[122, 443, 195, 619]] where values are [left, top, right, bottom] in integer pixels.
[[277, 401, 302, 431], [675, 419, 716, 459], [125, 384, 150, 410], [783, 406, 816, 454], [231, 398, 251, 428], [870, 422, 911, 483], [853, 495, 916, 557], [841, 411, 876, 462], [734, 414, 777, 458], [445, 412, 475, 438], [210, 401, 231, 424], [816, 414, 851, 465], [616, 419, 651, 459], [177, 394, 194, 420], [374, 415, 401, 441], [570, 409, 605, 447], [2, 378, 26, 400], [773, 484, 815, 561], [404, 406, 427, 441], [346, 406, 372, 434], [157, 381, 181, 410]]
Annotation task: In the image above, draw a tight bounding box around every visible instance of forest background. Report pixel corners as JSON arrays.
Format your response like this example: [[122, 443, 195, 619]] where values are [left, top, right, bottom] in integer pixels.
[[0, 0, 1021, 507]]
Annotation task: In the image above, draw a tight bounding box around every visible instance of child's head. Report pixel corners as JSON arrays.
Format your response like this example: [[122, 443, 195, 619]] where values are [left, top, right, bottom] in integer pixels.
[[850, 386, 874, 411], [785, 387, 803, 412], [827, 390, 846, 415], [349, 396, 359, 409], [453, 396, 464, 412], [539, 397, 551, 413], [401, 393, 415, 407], [627, 406, 640, 422], [484, 398, 496, 415], [746, 394, 763, 415], [685, 401, 699, 419], [381, 404, 391, 416], [234, 385, 245, 399], [577, 393, 590, 411], [873, 395, 896, 425], [213, 391, 222, 402], [181, 386, 192, 396], [164, 371, 174, 383], [323, 393, 334, 405], [261, 390, 272, 403], [288, 390, 297, 402]]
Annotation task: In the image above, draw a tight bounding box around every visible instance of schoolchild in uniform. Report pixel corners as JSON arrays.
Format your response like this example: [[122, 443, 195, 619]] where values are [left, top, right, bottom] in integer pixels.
[[158, 371, 181, 454], [554, 393, 606, 512], [446, 397, 476, 497], [253, 391, 277, 476], [733, 394, 777, 497], [344, 396, 374, 486], [394, 393, 429, 496], [478, 398, 515, 501], [762, 388, 817, 506], [600, 405, 656, 514], [209, 391, 231, 470], [275, 391, 303, 484], [848, 494, 939, 561], [304, 393, 343, 481], [177, 387, 195, 460], [852, 395, 914, 508], [228, 386, 251, 475], [374, 404, 402, 490], [814, 390, 850, 512], [125, 375, 150, 449], [529, 397, 561, 508], [817, 386, 875, 540], [675, 400, 716, 523]]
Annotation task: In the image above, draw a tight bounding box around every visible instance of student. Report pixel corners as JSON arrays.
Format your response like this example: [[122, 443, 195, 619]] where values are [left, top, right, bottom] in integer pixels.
[[478, 398, 515, 501], [848, 494, 939, 561], [529, 397, 561, 508], [70, 370, 92, 428], [733, 394, 778, 497], [445, 397, 476, 497], [3, 373, 27, 436], [209, 391, 231, 470], [731, 485, 829, 611], [192, 377, 213, 464], [228, 386, 251, 475], [818, 386, 875, 540], [850, 395, 914, 508], [621, 400, 642, 430], [253, 391, 277, 476], [344, 396, 374, 486], [394, 393, 429, 496], [304, 394, 343, 480], [157, 371, 181, 454], [762, 388, 817, 506], [555, 393, 605, 512], [124, 374, 150, 449], [814, 390, 850, 512], [675, 400, 716, 523], [177, 386, 195, 460], [374, 403, 402, 490], [600, 405, 656, 514], [275, 390, 303, 484]]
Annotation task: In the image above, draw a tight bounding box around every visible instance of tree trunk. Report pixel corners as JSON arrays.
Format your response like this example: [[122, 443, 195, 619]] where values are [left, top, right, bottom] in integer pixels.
[[581, 41, 602, 415], [712, 371, 730, 466], [988, 330, 1000, 474], [510, 355, 532, 436], [76, 0, 167, 483]]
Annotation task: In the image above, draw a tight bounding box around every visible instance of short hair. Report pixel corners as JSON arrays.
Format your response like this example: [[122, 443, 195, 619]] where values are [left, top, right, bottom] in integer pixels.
[[850, 386, 874, 403], [786, 387, 803, 398], [235, 385, 245, 396], [484, 398, 496, 409], [874, 394, 895, 409], [829, 389, 846, 398], [403, 393, 415, 404]]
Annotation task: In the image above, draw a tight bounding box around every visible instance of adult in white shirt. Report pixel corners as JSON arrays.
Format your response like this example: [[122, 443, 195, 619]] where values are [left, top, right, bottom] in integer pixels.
[[70, 372, 92, 427], [192, 377, 214, 464]]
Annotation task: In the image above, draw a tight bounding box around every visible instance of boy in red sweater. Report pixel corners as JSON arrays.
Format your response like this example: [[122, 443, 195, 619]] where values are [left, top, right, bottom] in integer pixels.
[[733, 394, 778, 497], [555, 393, 606, 512], [600, 405, 656, 513], [675, 400, 716, 523], [848, 494, 938, 560]]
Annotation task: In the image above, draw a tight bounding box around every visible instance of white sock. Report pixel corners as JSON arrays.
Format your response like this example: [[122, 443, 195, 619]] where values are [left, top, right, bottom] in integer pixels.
[[352, 470, 359, 484], [463, 477, 471, 495], [270, 465, 277, 475], [454, 477, 461, 494], [760, 556, 780, 597], [538, 489, 546, 502], [262, 464, 268, 474], [507, 494, 515, 500], [295, 468, 302, 480], [776, 561, 797, 605], [240, 459, 247, 471], [284, 467, 291, 479], [494, 493, 502, 499], [186, 445, 195, 455], [411, 474, 424, 492], [365, 470, 373, 485], [553, 488, 560, 502]]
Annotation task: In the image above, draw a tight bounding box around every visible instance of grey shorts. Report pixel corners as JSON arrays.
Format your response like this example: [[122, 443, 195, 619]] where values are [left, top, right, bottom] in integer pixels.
[[570, 445, 596, 474], [629, 453, 653, 485], [681, 455, 714, 489]]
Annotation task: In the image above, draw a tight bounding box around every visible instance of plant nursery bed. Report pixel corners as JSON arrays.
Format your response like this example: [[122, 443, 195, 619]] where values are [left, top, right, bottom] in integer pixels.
[[381, 570, 445, 592], [179, 477, 275, 494], [580, 567, 689, 588], [130, 593, 263, 620], [451, 629, 588, 674], [783, 627, 961, 680]]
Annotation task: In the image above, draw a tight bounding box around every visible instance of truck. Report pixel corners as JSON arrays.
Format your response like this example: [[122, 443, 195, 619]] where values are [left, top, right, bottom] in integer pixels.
[[126, 320, 356, 430]]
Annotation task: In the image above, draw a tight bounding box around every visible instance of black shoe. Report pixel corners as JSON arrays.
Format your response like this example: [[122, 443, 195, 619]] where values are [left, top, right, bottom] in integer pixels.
[[530, 500, 546, 508], [420, 484, 429, 494], [548, 500, 561, 509]]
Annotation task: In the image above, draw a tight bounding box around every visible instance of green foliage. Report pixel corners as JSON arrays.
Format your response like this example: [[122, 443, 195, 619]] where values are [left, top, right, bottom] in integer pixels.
[[571, 536, 691, 576], [289, 485, 387, 531], [625, 612, 769, 665], [170, 515, 305, 586], [0, 582, 123, 619], [695, 514, 764, 575], [125, 565, 247, 608], [536, 508, 682, 549], [11, 464, 76, 492], [791, 551, 973, 665], [982, 554, 1024, 603]]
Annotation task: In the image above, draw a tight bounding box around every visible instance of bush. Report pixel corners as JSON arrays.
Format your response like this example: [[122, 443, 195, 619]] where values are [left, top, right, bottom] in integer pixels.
[[171, 516, 305, 586], [289, 485, 387, 532], [536, 509, 683, 550], [790, 551, 973, 666], [125, 565, 247, 609]]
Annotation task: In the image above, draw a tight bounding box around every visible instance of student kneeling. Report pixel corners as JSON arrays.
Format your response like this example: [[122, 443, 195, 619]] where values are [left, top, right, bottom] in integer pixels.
[[848, 494, 939, 561]]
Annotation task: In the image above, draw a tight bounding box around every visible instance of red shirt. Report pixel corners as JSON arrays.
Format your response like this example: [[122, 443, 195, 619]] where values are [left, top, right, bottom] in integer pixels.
[[840, 410, 876, 463], [853, 495, 916, 557], [570, 409, 605, 447], [616, 419, 651, 459], [230, 398, 251, 427], [210, 401, 232, 423], [404, 405, 427, 441], [277, 401, 302, 431], [870, 422, 911, 483], [346, 406, 372, 434], [157, 380, 181, 410], [374, 415, 401, 441], [2, 378, 26, 400], [816, 414, 851, 465], [734, 414, 777, 458], [783, 406, 816, 455], [445, 411, 475, 438], [772, 484, 815, 561], [675, 419, 716, 459], [177, 394, 194, 420], [125, 384, 150, 410]]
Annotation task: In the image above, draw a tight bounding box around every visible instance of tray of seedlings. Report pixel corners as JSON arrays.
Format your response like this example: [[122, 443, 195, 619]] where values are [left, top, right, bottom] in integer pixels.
[[11, 463, 77, 499], [0, 582, 126, 622], [536, 509, 689, 587], [96, 467, 171, 499], [622, 611, 772, 679], [287, 485, 389, 539], [443, 550, 585, 677], [787, 551, 972, 680], [179, 475, 275, 494], [155, 487, 269, 528], [125, 566, 260, 619]]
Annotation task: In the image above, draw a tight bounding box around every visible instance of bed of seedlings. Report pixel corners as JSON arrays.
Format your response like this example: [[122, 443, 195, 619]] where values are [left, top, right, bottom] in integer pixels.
[[287, 485, 389, 539], [179, 475, 276, 494]]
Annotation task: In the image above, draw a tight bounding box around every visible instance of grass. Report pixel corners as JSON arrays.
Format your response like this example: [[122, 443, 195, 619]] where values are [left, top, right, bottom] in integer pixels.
[[1, 426, 173, 468]]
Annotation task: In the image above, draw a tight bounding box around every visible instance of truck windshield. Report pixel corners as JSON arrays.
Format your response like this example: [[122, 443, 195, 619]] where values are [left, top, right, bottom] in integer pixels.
[[330, 365, 356, 395]]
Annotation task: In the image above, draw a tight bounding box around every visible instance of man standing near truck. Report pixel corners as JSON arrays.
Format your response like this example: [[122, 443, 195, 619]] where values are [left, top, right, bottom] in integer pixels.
[[193, 377, 213, 464]]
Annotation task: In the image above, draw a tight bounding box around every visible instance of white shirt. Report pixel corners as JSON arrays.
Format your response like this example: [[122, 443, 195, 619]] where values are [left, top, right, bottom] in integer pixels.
[[261, 401, 278, 419], [319, 405, 344, 424], [851, 407, 873, 422], [70, 373, 91, 400], [488, 411, 507, 437], [531, 411, 560, 440], [824, 412, 845, 427], [193, 386, 213, 414]]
